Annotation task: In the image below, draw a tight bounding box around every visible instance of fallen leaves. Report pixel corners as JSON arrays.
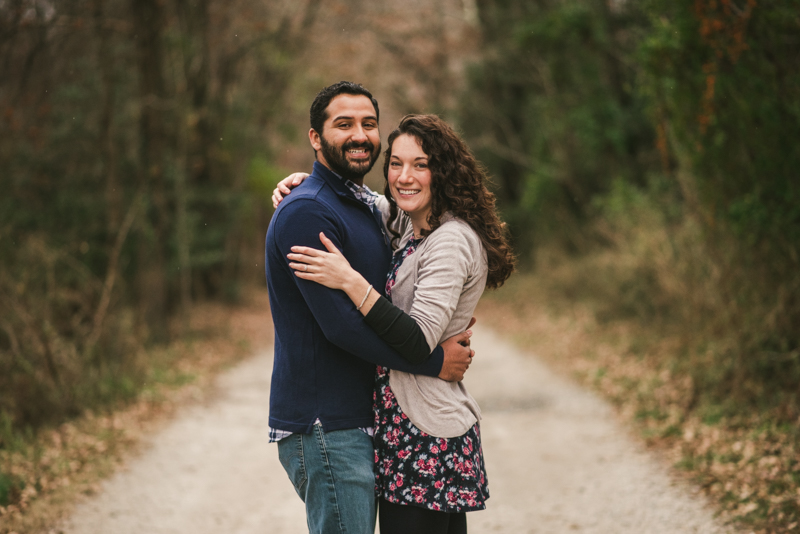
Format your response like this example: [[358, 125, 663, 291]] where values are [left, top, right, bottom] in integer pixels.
[[478, 278, 800, 533], [0, 289, 272, 534]]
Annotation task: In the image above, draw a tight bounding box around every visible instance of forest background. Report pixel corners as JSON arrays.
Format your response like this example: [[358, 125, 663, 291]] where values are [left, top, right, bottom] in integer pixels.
[[1, 0, 798, 531]]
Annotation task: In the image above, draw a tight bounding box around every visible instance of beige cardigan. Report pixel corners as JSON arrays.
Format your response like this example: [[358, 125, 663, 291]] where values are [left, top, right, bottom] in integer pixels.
[[377, 197, 487, 438]]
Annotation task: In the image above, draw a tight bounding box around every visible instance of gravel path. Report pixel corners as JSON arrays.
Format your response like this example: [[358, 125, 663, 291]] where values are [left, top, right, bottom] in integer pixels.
[[59, 326, 735, 534]]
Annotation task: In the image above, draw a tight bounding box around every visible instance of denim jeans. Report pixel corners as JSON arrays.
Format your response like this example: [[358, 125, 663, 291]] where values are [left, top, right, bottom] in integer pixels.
[[278, 424, 376, 534]]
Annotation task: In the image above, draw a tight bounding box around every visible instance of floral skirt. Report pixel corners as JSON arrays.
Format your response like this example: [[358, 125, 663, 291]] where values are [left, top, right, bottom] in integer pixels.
[[373, 366, 489, 513]]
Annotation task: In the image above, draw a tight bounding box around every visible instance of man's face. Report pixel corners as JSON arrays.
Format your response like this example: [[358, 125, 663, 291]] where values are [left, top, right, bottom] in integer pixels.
[[310, 94, 381, 181]]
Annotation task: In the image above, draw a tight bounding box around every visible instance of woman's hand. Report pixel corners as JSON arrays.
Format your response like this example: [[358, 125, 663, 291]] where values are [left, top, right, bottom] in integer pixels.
[[288, 232, 360, 291], [272, 172, 310, 208]]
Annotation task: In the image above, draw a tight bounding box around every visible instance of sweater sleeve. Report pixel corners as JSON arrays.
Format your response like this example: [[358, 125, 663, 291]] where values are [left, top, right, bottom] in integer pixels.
[[364, 296, 431, 364], [272, 198, 444, 376], [407, 223, 479, 351]]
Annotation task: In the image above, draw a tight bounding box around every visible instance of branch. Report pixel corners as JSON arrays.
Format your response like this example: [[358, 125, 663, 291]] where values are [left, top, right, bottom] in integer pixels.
[[85, 191, 142, 353], [471, 134, 534, 169], [0, 285, 65, 394]]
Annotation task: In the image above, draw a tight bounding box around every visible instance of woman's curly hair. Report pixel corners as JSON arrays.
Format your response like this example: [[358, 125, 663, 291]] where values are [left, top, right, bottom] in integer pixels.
[[383, 114, 515, 289]]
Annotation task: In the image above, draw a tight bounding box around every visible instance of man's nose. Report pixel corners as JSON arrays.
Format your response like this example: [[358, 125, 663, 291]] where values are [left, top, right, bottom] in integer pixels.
[[351, 124, 368, 142]]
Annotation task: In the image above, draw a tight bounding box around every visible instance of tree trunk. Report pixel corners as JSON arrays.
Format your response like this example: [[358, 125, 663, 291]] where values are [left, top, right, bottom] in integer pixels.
[[93, 0, 122, 240], [132, 0, 170, 342]]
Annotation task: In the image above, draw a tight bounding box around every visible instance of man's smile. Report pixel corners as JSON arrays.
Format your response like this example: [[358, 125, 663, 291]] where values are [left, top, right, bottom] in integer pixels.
[[339, 140, 376, 165], [347, 148, 369, 159]]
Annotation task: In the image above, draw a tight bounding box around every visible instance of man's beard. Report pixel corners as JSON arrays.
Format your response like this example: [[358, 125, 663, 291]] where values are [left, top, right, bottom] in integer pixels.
[[319, 134, 381, 181]]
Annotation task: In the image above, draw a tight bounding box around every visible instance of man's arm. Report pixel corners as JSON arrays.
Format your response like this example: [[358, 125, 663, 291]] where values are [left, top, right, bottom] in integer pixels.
[[273, 199, 471, 377]]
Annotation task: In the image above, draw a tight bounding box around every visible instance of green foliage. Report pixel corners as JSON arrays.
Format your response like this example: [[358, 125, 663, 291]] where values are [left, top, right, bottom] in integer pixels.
[[247, 156, 288, 204], [633, 0, 800, 401], [640, 0, 800, 247], [0, 0, 310, 433], [463, 0, 655, 258], [0, 471, 25, 507], [463, 0, 800, 486]]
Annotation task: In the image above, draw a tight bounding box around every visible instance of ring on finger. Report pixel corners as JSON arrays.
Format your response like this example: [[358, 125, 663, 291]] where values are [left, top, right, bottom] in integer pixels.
[[303, 264, 308, 272]]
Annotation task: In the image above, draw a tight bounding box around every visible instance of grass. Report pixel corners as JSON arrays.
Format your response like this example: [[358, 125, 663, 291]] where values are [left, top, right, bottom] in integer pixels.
[[0, 290, 272, 534], [477, 258, 800, 533]]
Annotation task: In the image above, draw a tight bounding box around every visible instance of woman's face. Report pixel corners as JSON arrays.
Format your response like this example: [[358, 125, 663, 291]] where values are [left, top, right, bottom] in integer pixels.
[[387, 134, 432, 220]]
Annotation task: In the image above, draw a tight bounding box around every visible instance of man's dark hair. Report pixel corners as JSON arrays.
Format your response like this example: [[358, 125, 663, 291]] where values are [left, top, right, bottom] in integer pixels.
[[309, 81, 379, 134]]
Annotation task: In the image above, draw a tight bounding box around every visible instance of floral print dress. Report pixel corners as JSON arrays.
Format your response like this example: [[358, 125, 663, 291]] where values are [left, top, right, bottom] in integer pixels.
[[374, 236, 489, 513]]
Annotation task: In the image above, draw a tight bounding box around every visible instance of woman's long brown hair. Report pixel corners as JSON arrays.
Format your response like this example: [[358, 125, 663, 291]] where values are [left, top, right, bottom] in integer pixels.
[[383, 114, 515, 289]]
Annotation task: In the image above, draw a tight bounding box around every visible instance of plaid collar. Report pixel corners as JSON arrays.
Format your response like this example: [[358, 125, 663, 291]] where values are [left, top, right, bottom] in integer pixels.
[[331, 170, 390, 248], [336, 172, 378, 208]]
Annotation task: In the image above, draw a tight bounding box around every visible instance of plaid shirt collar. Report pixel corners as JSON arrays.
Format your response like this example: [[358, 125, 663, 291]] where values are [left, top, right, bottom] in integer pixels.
[[333, 171, 378, 208]]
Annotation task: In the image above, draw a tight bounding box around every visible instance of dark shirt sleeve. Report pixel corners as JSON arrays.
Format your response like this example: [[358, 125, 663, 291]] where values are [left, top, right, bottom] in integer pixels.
[[272, 198, 444, 376], [364, 296, 431, 364]]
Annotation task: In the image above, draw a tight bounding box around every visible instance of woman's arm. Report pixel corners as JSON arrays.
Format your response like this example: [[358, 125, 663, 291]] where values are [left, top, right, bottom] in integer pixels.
[[288, 232, 380, 315], [273, 202, 455, 377], [363, 297, 440, 363], [402, 223, 486, 351], [288, 232, 448, 363]]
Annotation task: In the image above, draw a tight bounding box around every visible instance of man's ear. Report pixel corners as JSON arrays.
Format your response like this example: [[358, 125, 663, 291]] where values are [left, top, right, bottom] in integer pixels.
[[309, 128, 322, 152]]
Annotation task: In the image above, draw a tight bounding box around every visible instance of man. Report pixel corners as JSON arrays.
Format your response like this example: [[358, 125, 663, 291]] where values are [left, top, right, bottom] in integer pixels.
[[264, 81, 474, 534]]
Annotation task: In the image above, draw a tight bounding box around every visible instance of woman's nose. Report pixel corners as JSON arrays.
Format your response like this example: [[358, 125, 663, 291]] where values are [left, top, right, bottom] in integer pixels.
[[398, 167, 414, 183]]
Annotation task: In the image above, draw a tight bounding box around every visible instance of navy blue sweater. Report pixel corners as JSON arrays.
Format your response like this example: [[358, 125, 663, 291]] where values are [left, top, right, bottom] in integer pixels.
[[265, 162, 445, 434]]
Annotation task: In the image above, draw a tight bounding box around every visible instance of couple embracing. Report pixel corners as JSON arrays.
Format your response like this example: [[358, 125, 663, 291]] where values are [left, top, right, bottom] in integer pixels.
[[265, 81, 514, 534]]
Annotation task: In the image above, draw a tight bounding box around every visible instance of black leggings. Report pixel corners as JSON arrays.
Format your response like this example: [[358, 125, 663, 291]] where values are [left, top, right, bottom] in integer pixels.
[[378, 498, 467, 534]]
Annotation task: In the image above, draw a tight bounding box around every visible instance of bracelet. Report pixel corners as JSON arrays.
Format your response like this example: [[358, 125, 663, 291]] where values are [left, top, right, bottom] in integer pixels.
[[356, 285, 373, 311]]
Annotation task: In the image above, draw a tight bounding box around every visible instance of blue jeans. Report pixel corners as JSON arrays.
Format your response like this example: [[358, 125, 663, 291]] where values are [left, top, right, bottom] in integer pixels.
[[278, 424, 376, 534]]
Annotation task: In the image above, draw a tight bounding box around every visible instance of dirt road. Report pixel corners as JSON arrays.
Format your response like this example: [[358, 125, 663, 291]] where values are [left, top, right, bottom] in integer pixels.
[[59, 326, 735, 534]]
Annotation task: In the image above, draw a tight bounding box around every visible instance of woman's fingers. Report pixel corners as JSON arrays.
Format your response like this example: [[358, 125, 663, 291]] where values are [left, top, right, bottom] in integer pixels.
[[273, 173, 309, 209], [318, 232, 344, 256], [287, 254, 320, 267], [288, 261, 314, 272], [289, 245, 324, 257]]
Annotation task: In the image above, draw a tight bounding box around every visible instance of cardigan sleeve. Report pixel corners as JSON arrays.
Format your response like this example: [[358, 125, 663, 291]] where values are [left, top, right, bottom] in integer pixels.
[[366, 221, 483, 358], [272, 198, 444, 376], [405, 223, 480, 351]]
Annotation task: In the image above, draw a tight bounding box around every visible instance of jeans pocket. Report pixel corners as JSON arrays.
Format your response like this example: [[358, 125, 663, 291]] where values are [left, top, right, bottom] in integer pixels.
[[278, 435, 308, 497]]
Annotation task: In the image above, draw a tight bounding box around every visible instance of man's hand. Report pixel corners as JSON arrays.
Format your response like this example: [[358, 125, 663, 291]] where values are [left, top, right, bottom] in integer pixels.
[[438, 321, 476, 382]]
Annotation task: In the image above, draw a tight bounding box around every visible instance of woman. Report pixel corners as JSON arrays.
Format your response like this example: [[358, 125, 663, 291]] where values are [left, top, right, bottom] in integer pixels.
[[276, 115, 514, 533]]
